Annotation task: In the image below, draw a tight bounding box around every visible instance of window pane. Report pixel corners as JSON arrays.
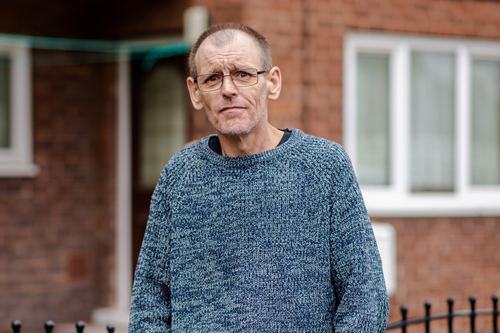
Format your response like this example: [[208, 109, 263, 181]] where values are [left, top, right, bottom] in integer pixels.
[[471, 60, 500, 185], [0, 56, 10, 148], [356, 53, 391, 185], [411, 51, 455, 192], [140, 63, 186, 186]]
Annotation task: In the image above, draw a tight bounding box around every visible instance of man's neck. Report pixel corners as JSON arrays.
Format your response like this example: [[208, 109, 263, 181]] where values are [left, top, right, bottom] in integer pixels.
[[218, 124, 284, 157]]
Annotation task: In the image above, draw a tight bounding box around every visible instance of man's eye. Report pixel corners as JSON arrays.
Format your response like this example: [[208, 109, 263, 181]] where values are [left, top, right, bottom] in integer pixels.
[[206, 75, 220, 83], [235, 71, 249, 78]]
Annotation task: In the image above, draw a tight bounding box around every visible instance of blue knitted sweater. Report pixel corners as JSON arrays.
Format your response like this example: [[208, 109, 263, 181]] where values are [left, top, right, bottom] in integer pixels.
[[129, 129, 389, 332]]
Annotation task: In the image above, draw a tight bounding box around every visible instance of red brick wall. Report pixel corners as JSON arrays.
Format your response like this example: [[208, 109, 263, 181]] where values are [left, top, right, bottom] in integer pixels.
[[375, 216, 500, 331], [298, 0, 500, 142], [0, 50, 116, 333]]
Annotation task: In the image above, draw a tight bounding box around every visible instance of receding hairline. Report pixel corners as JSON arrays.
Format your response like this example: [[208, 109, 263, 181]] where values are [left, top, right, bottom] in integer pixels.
[[188, 23, 273, 79], [204, 29, 244, 49], [193, 30, 262, 72]]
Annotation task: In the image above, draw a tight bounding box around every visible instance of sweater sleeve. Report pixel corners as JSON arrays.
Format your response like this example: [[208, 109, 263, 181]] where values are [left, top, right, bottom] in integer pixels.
[[129, 172, 172, 333], [329, 146, 389, 333]]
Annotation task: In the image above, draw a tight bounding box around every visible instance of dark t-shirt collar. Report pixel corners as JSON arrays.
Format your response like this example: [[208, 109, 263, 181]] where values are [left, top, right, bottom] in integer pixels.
[[208, 128, 292, 155]]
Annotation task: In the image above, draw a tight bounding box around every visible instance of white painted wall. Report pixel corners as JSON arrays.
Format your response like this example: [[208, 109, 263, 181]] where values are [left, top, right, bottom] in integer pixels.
[[372, 222, 397, 296]]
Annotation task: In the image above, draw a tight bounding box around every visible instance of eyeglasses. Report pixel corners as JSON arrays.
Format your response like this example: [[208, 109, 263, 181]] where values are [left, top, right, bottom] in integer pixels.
[[194, 68, 267, 92]]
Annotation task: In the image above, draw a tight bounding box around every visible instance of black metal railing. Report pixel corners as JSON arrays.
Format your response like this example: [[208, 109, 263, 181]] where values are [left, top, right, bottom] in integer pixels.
[[10, 320, 116, 333], [386, 294, 499, 332], [8, 295, 499, 333]]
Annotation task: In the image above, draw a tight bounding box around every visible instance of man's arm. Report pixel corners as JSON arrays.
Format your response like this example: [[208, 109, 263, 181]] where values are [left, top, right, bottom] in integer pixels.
[[329, 147, 389, 333], [129, 175, 172, 333]]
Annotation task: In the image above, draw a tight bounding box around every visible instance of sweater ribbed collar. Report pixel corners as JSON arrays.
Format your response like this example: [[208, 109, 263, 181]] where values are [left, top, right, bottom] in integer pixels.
[[195, 128, 304, 166]]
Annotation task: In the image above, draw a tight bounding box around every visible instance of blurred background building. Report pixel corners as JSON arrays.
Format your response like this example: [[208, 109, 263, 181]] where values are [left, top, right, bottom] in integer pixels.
[[0, 0, 499, 332]]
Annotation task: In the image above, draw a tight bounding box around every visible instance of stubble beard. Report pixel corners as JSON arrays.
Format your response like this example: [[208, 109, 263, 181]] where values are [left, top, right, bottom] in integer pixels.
[[206, 105, 267, 138]]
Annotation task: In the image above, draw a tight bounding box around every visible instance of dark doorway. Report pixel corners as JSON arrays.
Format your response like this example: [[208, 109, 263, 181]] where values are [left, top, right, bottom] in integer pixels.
[[131, 54, 189, 272]]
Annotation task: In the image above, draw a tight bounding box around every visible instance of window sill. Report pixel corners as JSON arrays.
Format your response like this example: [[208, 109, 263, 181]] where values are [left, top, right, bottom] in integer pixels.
[[362, 187, 500, 217], [0, 163, 39, 177]]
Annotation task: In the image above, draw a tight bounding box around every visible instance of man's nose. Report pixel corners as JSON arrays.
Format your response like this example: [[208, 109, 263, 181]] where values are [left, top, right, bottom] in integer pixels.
[[221, 75, 238, 97]]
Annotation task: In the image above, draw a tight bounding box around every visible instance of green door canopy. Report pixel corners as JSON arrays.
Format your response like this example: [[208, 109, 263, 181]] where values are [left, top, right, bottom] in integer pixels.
[[0, 33, 191, 69]]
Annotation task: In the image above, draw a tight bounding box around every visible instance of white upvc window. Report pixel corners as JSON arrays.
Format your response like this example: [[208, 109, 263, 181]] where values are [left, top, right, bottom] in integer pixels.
[[344, 32, 500, 216], [0, 38, 37, 177]]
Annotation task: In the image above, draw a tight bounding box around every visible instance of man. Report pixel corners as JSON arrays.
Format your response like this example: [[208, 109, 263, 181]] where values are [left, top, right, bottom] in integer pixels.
[[129, 22, 389, 332]]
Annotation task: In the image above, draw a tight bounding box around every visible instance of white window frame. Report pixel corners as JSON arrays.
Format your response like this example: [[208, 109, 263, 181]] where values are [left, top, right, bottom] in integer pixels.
[[344, 32, 500, 217], [0, 37, 38, 177]]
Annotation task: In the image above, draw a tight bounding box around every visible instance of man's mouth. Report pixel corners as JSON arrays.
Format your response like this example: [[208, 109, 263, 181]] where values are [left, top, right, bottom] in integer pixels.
[[219, 106, 245, 112]]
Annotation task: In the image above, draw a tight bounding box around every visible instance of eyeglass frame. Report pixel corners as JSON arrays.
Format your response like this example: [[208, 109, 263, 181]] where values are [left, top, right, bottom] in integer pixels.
[[194, 68, 268, 92]]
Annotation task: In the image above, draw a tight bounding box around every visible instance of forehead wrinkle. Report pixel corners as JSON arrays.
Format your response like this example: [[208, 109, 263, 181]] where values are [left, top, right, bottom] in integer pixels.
[[201, 51, 250, 72]]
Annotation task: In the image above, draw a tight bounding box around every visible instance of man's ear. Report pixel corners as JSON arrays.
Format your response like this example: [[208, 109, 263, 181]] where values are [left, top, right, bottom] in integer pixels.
[[187, 77, 205, 110], [267, 66, 282, 101]]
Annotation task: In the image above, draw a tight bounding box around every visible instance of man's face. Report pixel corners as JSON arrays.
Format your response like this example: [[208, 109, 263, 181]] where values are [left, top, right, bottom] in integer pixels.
[[188, 33, 272, 137]]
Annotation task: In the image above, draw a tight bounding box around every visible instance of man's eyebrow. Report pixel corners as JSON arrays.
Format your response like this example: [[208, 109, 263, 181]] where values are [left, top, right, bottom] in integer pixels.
[[200, 63, 254, 75]]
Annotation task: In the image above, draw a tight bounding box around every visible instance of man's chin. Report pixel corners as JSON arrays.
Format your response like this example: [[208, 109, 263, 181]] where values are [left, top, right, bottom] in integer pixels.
[[216, 126, 253, 138], [212, 120, 258, 137], [208, 112, 265, 138]]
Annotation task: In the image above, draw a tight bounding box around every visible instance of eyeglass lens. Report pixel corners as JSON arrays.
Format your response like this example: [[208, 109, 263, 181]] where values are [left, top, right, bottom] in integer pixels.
[[197, 68, 259, 91]]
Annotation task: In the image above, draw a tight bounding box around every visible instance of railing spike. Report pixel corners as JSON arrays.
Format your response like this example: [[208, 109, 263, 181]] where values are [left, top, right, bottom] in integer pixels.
[[106, 324, 115, 333], [447, 298, 454, 333], [425, 301, 432, 311], [44, 320, 54, 333], [493, 294, 499, 333], [469, 295, 477, 333], [400, 305, 408, 333], [401, 305, 408, 318], [11, 320, 21, 333], [75, 321, 85, 333], [425, 301, 431, 333]]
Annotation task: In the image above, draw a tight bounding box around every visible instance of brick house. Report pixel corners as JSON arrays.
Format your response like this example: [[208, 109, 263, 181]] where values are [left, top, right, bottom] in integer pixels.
[[1, 0, 499, 332]]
